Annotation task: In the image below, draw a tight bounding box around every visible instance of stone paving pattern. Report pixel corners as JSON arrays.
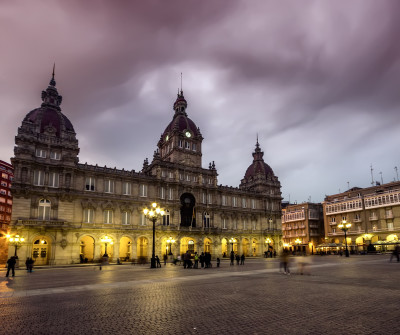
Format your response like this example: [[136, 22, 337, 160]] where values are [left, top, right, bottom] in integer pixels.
[[0, 255, 399, 335]]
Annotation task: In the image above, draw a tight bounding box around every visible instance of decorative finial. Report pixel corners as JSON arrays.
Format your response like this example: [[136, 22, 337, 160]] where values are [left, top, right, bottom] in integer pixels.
[[180, 72, 183, 94]]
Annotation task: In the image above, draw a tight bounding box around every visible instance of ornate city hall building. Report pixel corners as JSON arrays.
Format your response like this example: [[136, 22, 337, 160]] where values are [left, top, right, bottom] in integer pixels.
[[9, 73, 282, 265]]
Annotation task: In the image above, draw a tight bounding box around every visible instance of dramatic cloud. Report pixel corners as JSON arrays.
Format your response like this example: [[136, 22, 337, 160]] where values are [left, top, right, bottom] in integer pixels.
[[1, 0, 400, 202]]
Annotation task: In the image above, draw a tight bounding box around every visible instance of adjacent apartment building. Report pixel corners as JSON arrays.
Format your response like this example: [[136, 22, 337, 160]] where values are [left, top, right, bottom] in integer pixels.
[[0, 160, 13, 264], [323, 181, 400, 253], [281, 202, 324, 254]]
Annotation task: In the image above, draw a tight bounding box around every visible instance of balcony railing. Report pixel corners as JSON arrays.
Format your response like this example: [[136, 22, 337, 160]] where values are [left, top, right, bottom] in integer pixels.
[[353, 218, 362, 223], [369, 216, 378, 221]]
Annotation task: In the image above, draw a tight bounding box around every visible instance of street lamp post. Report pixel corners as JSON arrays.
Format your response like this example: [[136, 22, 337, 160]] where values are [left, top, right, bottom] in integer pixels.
[[229, 238, 236, 252], [166, 237, 175, 255], [144, 202, 165, 269], [338, 220, 352, 257], [100, 235, 113, 257], [6, 234, 25, 258]]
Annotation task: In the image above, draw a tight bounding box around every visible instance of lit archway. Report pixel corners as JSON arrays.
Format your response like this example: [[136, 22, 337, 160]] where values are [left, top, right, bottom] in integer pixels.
[[204, 238, 212, 254], [119, 236, 132, 261], [242, 238, 250, 256], [137, 237, 148, 260], [221, 238, 228, 257], [79, 235, 95, 262], [251, 238, 258, 256]]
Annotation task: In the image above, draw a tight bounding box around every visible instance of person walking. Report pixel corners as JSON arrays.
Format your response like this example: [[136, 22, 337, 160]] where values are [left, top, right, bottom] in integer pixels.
[[25, 257, 34, 273], [194, 252, 199, 269], [156, 255, 161, 268], [163, 254, 168, 266], [230, 250, 235, 266], [6, 256, 16, 277], [235, 254, 240, 265], [200, 252, 205, 268], [240, 253, 245, 265]]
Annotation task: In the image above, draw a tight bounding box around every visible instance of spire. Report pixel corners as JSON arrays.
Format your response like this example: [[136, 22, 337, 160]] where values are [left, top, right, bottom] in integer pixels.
[[252, 138, 264, 161], [41, 64, 62, 110], [50, 63, 56, 87]]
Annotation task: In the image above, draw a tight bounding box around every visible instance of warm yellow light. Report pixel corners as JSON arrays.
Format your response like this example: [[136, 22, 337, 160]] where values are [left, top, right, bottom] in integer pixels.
[[21, 238, 25, 242], [338, 223, 344, 229], [295, 238, 302, 244], [266, 238, 272, 244], [155, 208, 160, 214], [152, 203, 157, 208], [346, 223, 351, 229], [143, 208, 149, 215], [9, 238, 14, 242], [6, 234, 10, 239], [149, 210, 154, 216], [101, 236, 113, 243], [160, 210, 165, 216], [229, 238, 236, 243]]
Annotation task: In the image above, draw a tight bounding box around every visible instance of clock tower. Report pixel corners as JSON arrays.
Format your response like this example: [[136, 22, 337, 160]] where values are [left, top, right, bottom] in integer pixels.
[[157, 90, 203, 168]]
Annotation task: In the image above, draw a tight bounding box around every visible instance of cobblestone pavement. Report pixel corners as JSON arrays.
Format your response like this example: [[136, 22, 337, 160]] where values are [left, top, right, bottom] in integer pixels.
[[0, 255, 399, 335]]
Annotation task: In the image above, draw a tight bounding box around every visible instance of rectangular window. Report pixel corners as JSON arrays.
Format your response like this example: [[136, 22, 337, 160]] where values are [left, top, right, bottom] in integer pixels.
[[1, 181, 7, 187], [103, 210, 113, 224], [85, 177, 95, 191], [50, 151, 61, 160], [178, 140, 183, 148], [251, 199, 256, 209], [0, 189, 5, 195], [140, 213, 147, 226], [185, 141, 190, 149], [253, 221, 256, 230], [169, 172, 174, 179], [179, 174, 183, 181], [83, 208, 94, 223], [35, 148, 47, 158], [222, 218, 227, 229], [39, 206, 50, 220], [242, 198, 247, 208], [192, 143, 197, 151], [243, 220, 246, 230], [208, 178, 212, 185], [122, 182, 131, 195], [161, 170, 166, 178], [233, 197, 237, 207], [186, 174, 190, 181], [104, 179, 114, 193], [168, 188, 173, 200], [139, 184, 148, 197], [202, 193, 206, 204], [34, 170, 45, 186], [160, 187, 165, 199], [193, 176, 198, 182], [1, 173, 8, 179], [48, 172, 59, 188], [122, 211, 130, 225], [233, 220, 237, 230], [222, 195, 227, 206], [208, 194, 212, 204]]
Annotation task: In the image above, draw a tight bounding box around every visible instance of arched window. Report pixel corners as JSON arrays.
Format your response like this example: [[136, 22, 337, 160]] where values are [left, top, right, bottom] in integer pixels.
[[38, 199, 51, 220], [203, 212, 210, 228], [162, 210, 170, 226]]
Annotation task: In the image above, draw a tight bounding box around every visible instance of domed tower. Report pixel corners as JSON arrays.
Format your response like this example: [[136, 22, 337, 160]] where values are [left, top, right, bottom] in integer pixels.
[[12, 69, 79, 191], [240, 139, 281, 195], [156, 90, 203, 167]]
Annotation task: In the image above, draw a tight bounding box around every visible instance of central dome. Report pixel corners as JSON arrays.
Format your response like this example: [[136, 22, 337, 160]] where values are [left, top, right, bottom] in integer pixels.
[[161, 90, 201, 139]]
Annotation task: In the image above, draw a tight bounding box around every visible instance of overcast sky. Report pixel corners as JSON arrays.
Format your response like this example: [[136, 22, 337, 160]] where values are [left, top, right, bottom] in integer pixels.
[[1, 0, 400, 203]]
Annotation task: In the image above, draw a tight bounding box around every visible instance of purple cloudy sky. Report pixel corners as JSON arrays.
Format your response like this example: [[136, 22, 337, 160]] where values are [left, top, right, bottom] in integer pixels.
[[1, 0, 400, 203]]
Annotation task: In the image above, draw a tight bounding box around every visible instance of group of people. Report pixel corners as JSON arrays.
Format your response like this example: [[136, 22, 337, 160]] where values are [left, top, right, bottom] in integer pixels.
[[5, 256, 34, 277], [229, 251, 245, 265]]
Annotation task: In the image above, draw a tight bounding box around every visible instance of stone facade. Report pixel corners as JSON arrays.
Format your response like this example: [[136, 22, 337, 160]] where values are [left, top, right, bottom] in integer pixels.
[[9, 74, 282, 265]]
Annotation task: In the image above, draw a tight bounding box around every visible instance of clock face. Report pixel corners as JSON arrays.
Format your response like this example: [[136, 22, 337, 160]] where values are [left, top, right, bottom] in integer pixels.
[[185, 131, 191, 138]]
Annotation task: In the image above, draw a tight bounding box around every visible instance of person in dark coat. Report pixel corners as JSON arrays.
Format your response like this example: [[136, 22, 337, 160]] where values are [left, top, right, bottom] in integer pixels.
[[230, 251, 235, 266], [6, 256, 16, 277], [235, 254, 240, 265], [200, 252, 205, 268], [155, 255, 161, 268], [25, 257, 34, 273], [240, 254, 245, 265]]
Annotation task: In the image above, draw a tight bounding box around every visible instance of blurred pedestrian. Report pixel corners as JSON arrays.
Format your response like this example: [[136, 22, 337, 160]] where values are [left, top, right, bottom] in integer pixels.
[[217, 257, 220, 267], [235, 254, 240, 265], [194, 252, 199, 269], [200, 252, 205, 268], [6, 256, 16, 277], [280, 250, 290, 275], [25, 257, 34, 273], [163, 253, 168, 266], [156, 255, 161, 268], [240, 254, 245, 265], [230, 251, 235, 266]]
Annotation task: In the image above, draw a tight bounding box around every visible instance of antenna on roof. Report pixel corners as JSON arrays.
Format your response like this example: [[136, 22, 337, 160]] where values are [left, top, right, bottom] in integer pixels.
[[395, 166, 399, 181], [370, 164, 374, 186], [347, 181, 350, 190], [180, 72, 183, 93], [379, 172, 383, 185]]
